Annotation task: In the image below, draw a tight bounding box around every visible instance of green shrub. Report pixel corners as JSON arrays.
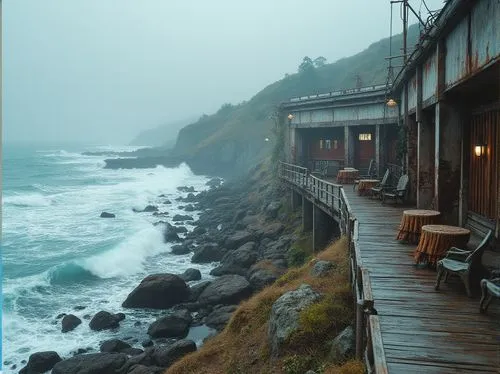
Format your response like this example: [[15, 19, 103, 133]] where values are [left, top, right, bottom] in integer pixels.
[[288, 246, 308, 267]]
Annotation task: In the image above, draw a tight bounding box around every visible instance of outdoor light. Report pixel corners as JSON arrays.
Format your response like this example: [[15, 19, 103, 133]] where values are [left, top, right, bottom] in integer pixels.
[[386, 98, 397, 107], [474, 142, 487, 157], [265, 137, 270, 142], [287, 114, 294, 121]]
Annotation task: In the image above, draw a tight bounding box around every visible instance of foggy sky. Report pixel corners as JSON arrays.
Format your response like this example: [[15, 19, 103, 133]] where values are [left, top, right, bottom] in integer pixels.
[[3, 0, 445, 145]]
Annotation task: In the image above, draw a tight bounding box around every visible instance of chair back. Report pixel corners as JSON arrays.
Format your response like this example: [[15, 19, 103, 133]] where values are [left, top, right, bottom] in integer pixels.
[[466, 230, 493, 264], [396, 174, 409, 192], [367, 159, 376, 177], [380, 169, 390, 186]]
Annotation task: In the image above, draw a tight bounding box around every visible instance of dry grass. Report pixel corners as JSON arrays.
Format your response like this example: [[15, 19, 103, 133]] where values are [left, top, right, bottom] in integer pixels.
[[324, 360, 365, 374], [166, 237, 351, 374]]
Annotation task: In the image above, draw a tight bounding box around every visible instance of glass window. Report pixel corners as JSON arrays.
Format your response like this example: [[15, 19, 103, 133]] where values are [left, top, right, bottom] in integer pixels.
[[325, 140, 331, 149], [333, 140, 338, 149], [359, 133, 372, 141], [319, 139, 324, 149]]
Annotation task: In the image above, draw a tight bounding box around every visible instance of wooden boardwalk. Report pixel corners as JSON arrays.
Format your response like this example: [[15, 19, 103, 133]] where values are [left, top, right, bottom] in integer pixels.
[[344, 189, 500, 373]]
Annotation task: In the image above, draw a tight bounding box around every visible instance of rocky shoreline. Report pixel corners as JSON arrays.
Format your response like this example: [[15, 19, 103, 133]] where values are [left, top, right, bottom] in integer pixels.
[[15, 167, 301, 374]]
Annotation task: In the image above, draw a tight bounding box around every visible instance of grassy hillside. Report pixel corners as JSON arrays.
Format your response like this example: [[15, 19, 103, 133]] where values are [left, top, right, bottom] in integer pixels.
[[170, 24, 420, 176]]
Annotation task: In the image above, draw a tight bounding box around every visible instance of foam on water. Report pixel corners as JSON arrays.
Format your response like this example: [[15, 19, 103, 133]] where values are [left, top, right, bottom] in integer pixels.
[[2, 146, 213, 372]]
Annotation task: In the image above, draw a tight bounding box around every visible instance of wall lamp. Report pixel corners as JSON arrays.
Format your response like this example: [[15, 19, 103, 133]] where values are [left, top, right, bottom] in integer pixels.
[[287, 114, 294, 122], [386, 98, 398, 108], [474, 142, 487, 157]]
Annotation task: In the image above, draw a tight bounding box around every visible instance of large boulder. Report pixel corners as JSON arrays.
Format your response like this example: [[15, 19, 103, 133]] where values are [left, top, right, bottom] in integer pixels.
[[20, 351, 62, 374], [310, 260, 335, 278], [122, 274, 189, 309], [224, 231, 254, 250], [163, 224, 181, 243], [204, 305, 237, 331], [89, 311, 123, 331], [191, 244, 224, 263], [329, 326, 356, 362], [188, 281, 212, 302], [221, 242, 257, 268], [248, 268, 279, 291], [268, 284, 321, 356], [172, 214, 194, 222], [151, 339, 197, 367], [147, 309, 193, 338], [61, 314, 82, 333], [180, 268, 201, 282], [265, 201, 281, 219], [100, 339, 131, 353], [198, 275, 252, 306], [171, 244, 191, 255], [51, 353, 128, 374], [209, 264, 247, 277], [127, 364, 164, 374]]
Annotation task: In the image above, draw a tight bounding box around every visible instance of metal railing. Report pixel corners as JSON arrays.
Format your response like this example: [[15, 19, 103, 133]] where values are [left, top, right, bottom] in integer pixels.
[[289, 84, 389, 102], [279, 161, 389, 374]]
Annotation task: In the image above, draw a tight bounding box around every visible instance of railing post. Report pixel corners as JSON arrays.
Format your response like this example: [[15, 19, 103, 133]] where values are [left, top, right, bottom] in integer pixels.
[[356, 299, 365, 360]]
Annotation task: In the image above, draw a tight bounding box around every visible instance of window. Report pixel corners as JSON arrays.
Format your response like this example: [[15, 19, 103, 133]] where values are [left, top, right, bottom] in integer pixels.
[[319, 139, 324, 149], [359, 133, 372, 141], [333, 140, 338, 149], [325, 140, 331, 149]]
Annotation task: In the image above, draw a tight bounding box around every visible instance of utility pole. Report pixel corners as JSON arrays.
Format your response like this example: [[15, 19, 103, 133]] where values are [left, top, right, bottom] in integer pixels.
[[403, 0, 409, 174]]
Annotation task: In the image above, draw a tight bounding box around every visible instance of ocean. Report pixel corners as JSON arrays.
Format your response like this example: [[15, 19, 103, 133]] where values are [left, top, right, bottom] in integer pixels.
[[1, 144, 215, 373]]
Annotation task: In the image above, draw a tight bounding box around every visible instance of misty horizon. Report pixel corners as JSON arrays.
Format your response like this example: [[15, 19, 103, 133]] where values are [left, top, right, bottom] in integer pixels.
[[3, 0, 443, 145]]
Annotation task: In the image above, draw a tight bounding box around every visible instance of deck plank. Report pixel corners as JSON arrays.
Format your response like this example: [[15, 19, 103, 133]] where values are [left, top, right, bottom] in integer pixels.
[[343, 189, 500, 373]]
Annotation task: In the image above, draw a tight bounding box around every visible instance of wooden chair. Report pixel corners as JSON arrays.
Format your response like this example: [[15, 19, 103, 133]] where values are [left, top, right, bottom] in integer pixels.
[[370, 169, 390, 199], [381, 174, 409, 204], [480, 278, 500, 313], [353, 159, 377, 191], [435, 230, 493, 297]]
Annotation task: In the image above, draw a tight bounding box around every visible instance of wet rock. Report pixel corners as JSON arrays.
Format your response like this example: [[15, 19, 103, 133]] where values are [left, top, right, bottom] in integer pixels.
[[147, 309, 193, 339], [100, 339, 131, 353], [89, 311, 123, 331], [122, 273, 189, 309], [172, 214, 194, 222], [191, 243, 224, 263], [209, 264, 247, 277], [51, 353, 128, 374], [171, 244, 191, 255], [133, 205, 158, 213], [180, 268, 202, 282], [177, 186, 195, 193], [100, 212, 115, 218], [151, 339, 197, 367], [163, 223, 181, 243], [62, 314, 82, 333], [198, 275, 252, 306], [188, 281, 212, 302], [224, 231, 254, 250], [204, 305, 237, 331], [121, 348, 144, 357], [220, 242, 257, 268], [56, 313, 66, 319], [20, 351, 62, 374]]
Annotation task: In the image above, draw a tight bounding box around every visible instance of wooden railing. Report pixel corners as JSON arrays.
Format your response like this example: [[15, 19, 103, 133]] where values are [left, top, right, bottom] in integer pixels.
[[279, 161, 389, 374]]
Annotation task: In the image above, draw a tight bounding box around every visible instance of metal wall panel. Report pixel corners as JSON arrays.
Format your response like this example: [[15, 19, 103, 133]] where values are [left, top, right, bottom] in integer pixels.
[[471, 0, 499, 70], [334, 104, 385, 121], [311, 109, 333, 123], [445, 16, 469, 87], [422, 49, 438, 102], [407, 74, 417, 112]]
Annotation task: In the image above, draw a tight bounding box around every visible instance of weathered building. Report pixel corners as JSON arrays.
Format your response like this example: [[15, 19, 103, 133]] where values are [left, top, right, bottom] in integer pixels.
[[281, 0, 499, 242], [393, 0, 499, 239]]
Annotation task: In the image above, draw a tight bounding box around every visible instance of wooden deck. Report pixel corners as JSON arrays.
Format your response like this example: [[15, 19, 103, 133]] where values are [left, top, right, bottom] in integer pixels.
[[343, 188, 500, 374]]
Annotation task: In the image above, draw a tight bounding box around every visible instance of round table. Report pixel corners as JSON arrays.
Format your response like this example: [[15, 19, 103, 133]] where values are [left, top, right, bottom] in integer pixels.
[[396, 210, 441, 243], [336, 169, 359, 184], [414, 224, 471, 266], [357, 179, 380, 196]]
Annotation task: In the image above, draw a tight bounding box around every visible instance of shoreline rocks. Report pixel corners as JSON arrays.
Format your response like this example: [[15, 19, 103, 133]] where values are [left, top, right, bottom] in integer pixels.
[[122, 274, 189, 309]]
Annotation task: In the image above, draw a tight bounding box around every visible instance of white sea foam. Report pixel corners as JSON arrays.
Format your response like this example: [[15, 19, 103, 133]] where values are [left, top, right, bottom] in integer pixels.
[[3, 193, 53, 207], [2, 149, 214, 372]]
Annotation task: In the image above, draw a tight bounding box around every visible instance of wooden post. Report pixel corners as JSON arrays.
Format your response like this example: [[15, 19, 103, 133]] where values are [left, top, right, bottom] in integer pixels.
[[355, 299, 364, 359]]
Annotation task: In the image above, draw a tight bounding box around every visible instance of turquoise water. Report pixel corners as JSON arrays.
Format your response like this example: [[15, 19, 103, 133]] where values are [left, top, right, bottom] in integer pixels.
[[2, 144, 213, 372]]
